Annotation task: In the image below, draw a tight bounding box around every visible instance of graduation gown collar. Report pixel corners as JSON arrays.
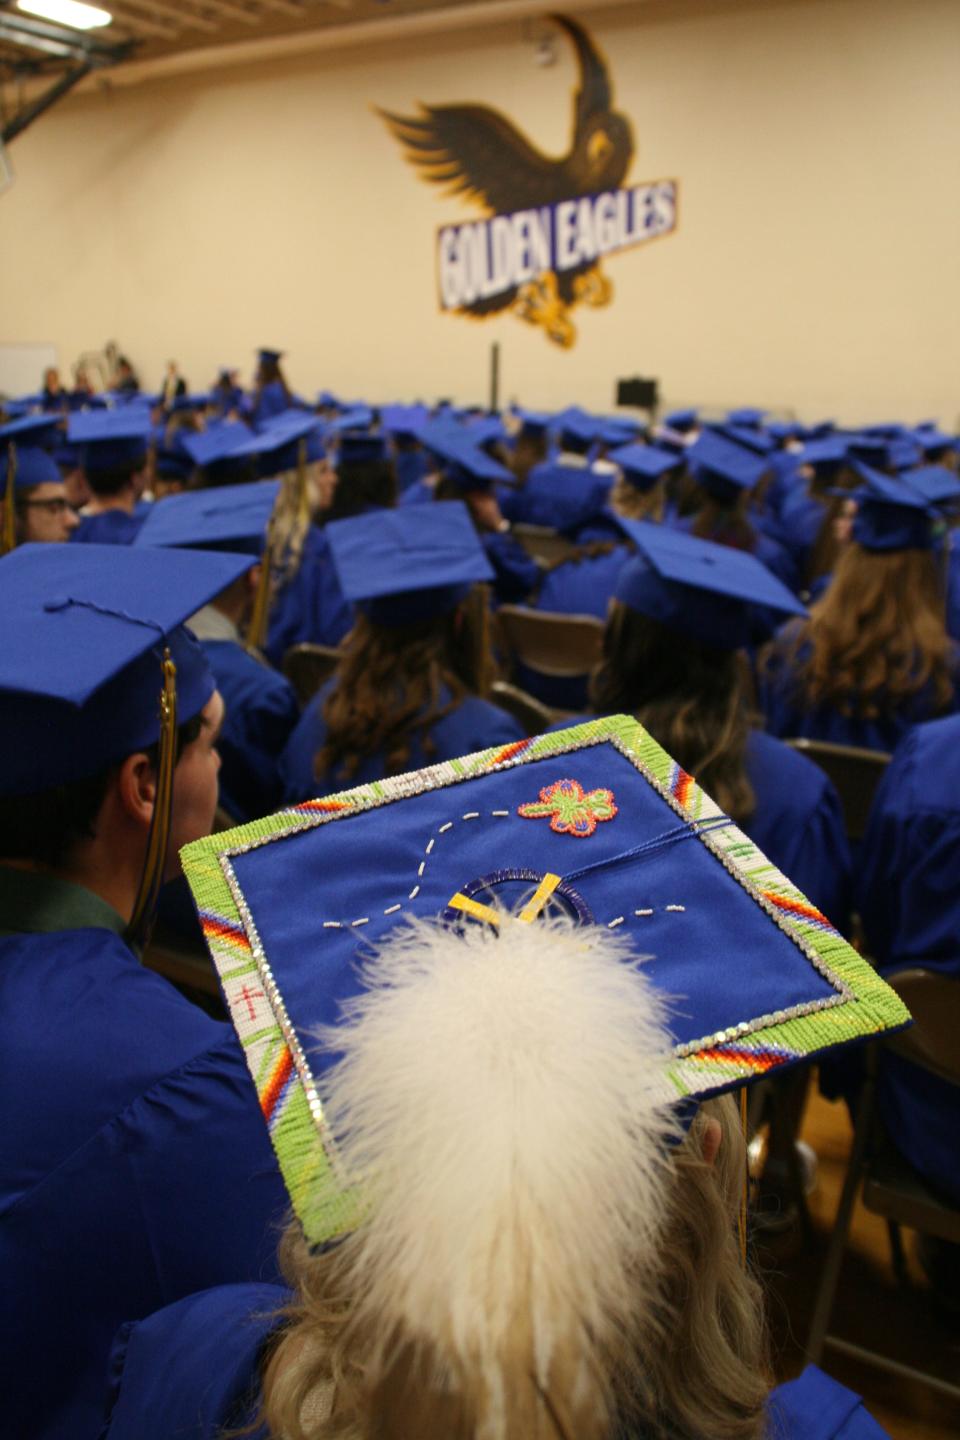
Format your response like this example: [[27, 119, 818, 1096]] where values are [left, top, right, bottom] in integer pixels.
[[0, 864, 127, 939]]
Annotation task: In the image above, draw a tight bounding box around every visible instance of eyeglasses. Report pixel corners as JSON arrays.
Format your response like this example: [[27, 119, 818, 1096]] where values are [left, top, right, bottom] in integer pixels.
[[18, 498, 78, 516]]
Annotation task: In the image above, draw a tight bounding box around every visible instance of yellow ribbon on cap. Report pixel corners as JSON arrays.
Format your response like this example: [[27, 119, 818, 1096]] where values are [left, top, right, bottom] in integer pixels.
[[126, 648, 178, 949]]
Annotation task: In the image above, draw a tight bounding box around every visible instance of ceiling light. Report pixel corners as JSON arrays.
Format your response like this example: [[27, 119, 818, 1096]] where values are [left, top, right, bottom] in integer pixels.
[[16, 0, 112, 30]]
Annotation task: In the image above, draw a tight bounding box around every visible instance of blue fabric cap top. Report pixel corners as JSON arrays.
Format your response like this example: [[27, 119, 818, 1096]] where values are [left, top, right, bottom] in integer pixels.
[[799, 438, 849, 469], [178, 421, 253, 471], [431, 436, 513, 490], [715, 423, 775, 456], [1, 445, 63, 490], [725, 407, 766, 427], [326, 501, 494, 626], [326, 408, 375, 436], [0, 542, 251, 794], [913, 427, 956, 455], [514, 407, 552, 437], [257, 348, 283, 366], [850, 462, 936, 552], [689, 431, 768, 499], [0, 413, 63, 448], [232, 415, 323, 477], [901, 464, 960, 507], [67, 409, 152, 471], [612, 519, 806, 650], [663, 407, 698, 431], [134, 480, 281, 556], [608, 442, 681, 489]]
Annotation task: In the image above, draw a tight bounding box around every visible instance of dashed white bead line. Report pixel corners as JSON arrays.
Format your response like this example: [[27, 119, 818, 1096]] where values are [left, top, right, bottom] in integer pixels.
[[417, 861, 426, 877], [635, 908, 654, 916], [439, 822, 453, 833], [409, 885, 421, 900], [322, 920, 342, 929], [607, 916, 625, 928], [383, 904, 401, 916], [491, 810, 510, 817], [351, 917, 369, 927], [425, 838, 435, 854], [665, 905, 686, 912], [462, 812, 480, 820]]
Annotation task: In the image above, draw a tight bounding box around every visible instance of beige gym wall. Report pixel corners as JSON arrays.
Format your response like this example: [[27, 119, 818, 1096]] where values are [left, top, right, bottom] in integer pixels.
[[1, 0, 957, 421]]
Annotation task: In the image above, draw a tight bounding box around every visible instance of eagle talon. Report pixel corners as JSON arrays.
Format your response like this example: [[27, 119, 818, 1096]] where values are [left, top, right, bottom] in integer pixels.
[[514, 274, 577, 348], [573, 268, 613, 308]]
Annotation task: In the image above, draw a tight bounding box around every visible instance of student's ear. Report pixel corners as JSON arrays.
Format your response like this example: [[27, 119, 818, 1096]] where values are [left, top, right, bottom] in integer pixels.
[[115, 752, 157, 830], [702, 1116, 723, 1168]]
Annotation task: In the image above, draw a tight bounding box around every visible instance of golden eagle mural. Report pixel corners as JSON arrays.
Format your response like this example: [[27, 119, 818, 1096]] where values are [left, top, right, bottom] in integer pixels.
[[379, 14, 677, 348]]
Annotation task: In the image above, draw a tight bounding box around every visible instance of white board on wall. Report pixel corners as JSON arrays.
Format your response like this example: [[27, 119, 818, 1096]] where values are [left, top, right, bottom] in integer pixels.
[[0, 343, 57, 399]]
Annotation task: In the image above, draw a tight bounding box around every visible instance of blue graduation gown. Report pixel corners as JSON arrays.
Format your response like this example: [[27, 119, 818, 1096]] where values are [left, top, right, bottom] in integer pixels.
[[265, 527, 354, 669], [534, 545, 630, 620], [99, 1283, 888, 1440], [200, 638, 300, 822], [946, 540, 960, 643], [72, 507, 147, 545], [250, 380, 288, 427], [394, 448, 431, 493], [482, 530, 539, 605], [397, 476, 436, 507], [503, 457, 614, 537], [280, 679, 524, 803], [759, 627, 960, 753], [855, 713, 960, 1203], [0, 876, 288, 1440]]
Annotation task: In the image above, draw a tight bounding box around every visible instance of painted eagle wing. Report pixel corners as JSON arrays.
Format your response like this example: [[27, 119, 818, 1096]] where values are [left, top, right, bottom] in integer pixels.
[[378, 102, 566, 214], [549, 13, 613, 135]]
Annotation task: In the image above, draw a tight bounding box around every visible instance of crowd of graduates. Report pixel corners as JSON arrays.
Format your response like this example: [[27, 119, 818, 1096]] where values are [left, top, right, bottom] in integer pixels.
[[1, 345, 957, 1439]]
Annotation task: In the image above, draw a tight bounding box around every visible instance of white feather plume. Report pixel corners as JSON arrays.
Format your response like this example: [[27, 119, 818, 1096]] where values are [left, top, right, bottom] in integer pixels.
[[316, 913, 678, 1423]]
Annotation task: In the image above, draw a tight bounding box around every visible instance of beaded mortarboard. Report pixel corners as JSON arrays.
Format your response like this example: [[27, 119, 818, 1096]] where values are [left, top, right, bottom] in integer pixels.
[[181, 714, 909, 1246]]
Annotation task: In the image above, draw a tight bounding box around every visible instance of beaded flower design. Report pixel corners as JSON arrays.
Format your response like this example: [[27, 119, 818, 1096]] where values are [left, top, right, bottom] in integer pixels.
[[517, 778, 618, 838]]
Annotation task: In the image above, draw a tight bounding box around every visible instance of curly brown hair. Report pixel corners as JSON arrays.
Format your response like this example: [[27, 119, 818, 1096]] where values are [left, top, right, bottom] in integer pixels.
[[767, 544, 955, 720], [315, 588, 494, 785], [590, 602, 757, 823]]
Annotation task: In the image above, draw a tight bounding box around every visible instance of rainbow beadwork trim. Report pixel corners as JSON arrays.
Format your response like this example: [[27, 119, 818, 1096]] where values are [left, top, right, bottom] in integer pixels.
[[181, 714, 911, 1246]]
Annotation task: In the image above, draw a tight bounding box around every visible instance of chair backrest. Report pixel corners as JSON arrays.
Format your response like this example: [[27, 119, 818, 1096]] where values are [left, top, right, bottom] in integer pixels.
[[783, 737, 891, 842], [490, 680, 563, 734], [512, 524, 577, 568], [884, 969, 960, 1087], [282, 642, 342, 707], [497, 605, 605, 679]]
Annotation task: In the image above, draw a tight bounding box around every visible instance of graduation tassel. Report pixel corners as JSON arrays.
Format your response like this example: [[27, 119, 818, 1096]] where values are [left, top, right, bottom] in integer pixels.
[[294, 436, 310, 532], [1, 442, 17, 556], [126, 649, 178, 951], [246, 537, 273, 654]]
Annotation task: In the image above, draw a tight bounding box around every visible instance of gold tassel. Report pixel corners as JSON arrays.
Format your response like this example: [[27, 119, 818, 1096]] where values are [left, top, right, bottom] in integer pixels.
[[295, 436, 310, 531], [738, 1086, 749, 1266], [126, 649, 178, 950], [246, 539, 273, 654], [1, 442, 17, 556]]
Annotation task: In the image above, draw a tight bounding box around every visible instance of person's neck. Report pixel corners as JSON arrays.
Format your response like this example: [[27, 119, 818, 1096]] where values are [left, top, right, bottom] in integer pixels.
[[86, 486, 137, 515], [2, 855, 138, 924]]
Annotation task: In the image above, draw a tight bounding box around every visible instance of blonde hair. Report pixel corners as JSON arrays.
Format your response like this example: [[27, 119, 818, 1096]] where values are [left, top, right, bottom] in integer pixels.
[[610, 472, 666, 524], [258, 916, 768, 1440]]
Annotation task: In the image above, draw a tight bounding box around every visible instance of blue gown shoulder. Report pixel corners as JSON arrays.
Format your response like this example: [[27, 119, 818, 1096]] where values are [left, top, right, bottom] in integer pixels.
[[200, 639, 299, 821], [280, 681, 523, 803], [0, 927, 287, 1440], [266, 527, 353, 667], [72, 508, 147, 545], [535, 545, 630, 620]]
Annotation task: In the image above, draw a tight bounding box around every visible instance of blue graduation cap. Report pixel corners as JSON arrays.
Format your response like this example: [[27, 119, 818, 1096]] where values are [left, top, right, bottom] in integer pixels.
[[688, 431, 768, 502], [430, 435, 513, 491], [154, 450, 193, 483], [326, 501, 494, 627], [465, 416, 508, 450], [231, 415, 324, 478], [850, 463, 936, 551], [67, 409, 152, 472], [513, 407, 552, 439], [258, 348, 283, 367], [663, 408, 698, 432], [179, 421, 255, 483], [338, 433, 388, 466], [845, 433, 889, 465], [381, 404, 429, 440], [798, 438, 849, 469], [901, 464, 960, 507], [0, 445, 63, 491], [887, 437, 923, 472], [556, 410, 599, 454], [134, 479, 281, 556], [0, 413, 63, 449], [0, 542, 251, 796], [169, 393, 211, 415], [715, 424, 775, 456], [327, 408, 375, 436], [612, 518, 806, 650], [726, 407, 766, 428], [607, 442, 682, 491], [766, 420, 802, 443], [912, 428, 956, 457], [180, 711, 908, 1247]]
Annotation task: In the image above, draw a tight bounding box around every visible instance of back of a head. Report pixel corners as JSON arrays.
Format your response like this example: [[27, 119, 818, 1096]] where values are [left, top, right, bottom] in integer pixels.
[[790, 542, 955, 718], [259, 915, 766, 1440]]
